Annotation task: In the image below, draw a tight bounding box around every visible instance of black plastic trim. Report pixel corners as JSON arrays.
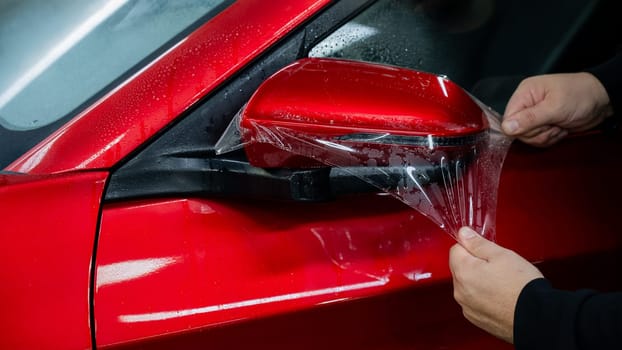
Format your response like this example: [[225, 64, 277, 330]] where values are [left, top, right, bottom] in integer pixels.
[[335, 131, 487, 147], [105, 0, 377, 203], [105, 148, 447, 203]]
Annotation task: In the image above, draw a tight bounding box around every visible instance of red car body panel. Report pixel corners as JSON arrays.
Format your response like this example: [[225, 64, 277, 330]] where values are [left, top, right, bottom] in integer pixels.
[[95, 195, 451, 347], [2, 0, 621, 349], [241, 58, 488, 168], [94, 131, 622, 348], [497, 133, 622, 260], [5, 0, 331, 175], [0, 171, 107, 349], [242, 58, 486, 138]]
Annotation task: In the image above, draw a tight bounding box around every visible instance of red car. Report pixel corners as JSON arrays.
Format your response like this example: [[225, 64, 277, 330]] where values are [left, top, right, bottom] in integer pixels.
[[1, 0, 621, 349]]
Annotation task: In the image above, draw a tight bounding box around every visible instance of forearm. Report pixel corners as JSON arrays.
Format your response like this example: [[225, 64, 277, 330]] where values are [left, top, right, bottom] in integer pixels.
[[514, 278, 622, 350]]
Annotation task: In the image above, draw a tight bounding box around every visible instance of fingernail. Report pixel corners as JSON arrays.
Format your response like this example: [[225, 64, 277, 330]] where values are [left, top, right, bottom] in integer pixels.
[[459, 227, 477, 240], [502, 120, 519, 134]]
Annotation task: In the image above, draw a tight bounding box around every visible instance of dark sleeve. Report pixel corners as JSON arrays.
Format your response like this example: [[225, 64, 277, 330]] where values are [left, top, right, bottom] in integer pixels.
[[586, 53, 622, 116], [514, 278, 622, 350]]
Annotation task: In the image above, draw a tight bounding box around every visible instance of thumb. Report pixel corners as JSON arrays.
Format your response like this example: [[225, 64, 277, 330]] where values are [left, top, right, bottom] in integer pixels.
[[502, 104, 551, 136], [456, 227, 500, 260]]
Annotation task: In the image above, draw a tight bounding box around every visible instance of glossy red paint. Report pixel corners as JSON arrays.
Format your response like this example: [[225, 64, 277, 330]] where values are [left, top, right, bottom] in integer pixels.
[[105, 250, 622, 350], [0, 171, 107, 349], [95, 130, 622, 349], [6, 0, 331, 175], [112, 282, 516, 350], [95, 195, 452, 347], [243, 58, 486, 137], [496, 132, 622, 261], [0, 0, 618, 349], [242, 58, 487, 168]]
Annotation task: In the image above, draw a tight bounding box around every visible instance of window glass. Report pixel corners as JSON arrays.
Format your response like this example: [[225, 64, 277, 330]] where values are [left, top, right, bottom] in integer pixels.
[[0, 0, 228, 131]]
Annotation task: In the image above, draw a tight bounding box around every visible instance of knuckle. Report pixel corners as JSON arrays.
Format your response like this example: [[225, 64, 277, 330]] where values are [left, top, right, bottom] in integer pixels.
[[518, 77, 535, 90]]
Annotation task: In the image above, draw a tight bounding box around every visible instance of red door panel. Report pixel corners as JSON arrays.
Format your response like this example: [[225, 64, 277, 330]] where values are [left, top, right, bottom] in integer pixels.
[[95, 195, 453, 347], [0, 171, 107, 349], [95, 130, 622, 349], [497, 131, 622, 259]]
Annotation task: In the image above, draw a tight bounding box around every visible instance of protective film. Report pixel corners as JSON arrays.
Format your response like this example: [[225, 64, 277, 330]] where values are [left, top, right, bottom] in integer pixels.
[[216, 58, 511, 243]]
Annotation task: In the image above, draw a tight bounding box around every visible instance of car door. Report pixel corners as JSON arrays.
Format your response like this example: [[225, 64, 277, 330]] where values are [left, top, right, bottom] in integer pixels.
[[0, 1, 240, 348], [0, 171, 106, 349], [5, 0, 615, 349], [0, 1, 328, 349]]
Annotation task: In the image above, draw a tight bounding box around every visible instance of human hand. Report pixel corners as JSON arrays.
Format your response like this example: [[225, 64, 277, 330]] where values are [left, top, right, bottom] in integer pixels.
[[449, 227, 543, 343], [502, 73, 613, 147]]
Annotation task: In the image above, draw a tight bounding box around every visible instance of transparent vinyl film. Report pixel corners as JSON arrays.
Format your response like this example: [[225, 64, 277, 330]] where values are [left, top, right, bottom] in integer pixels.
[[217, 98, 510, 241], [215, 81, 512, 280]]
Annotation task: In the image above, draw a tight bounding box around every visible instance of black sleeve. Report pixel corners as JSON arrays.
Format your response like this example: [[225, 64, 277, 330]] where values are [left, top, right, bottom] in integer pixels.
[[586, 53, 622, 116], [514, 278, 622, 350]]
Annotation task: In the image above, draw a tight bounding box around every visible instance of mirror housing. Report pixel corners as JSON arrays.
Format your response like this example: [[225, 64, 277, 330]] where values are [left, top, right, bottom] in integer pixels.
[[240, 58, 488, 168]]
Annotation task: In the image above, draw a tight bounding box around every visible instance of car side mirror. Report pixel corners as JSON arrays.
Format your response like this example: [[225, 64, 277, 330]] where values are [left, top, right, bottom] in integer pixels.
[[238, 58, 489, 169]]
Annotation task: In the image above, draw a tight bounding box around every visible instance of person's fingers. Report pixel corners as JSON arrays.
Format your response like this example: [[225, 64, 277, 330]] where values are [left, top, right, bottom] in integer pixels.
[[449, 243, 472, 272], [502, 103, 554, 136], [520, 125, 553, 139], [455, 227, 501, 261], [451, 274, 465, 304], [503, 79, 538, 119], [518, 126, 568, 147]]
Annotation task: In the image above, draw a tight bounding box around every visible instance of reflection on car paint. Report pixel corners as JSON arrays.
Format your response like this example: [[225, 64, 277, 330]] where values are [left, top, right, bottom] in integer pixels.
[[95, 196, 452, 345], [118, 279, 387, 323], [97, 256, 182, 288]]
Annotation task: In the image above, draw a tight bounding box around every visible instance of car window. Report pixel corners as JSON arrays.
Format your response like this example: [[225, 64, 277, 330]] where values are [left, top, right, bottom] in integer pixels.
[[0, 0, 229, 132], [0, 0, 232, 170]]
